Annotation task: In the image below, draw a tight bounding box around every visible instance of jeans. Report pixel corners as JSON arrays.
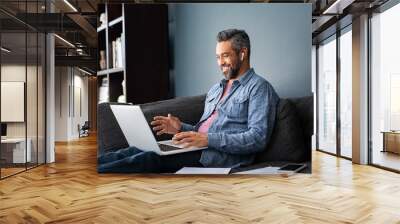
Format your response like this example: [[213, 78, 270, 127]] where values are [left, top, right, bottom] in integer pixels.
[[97, 147, 203, 173]]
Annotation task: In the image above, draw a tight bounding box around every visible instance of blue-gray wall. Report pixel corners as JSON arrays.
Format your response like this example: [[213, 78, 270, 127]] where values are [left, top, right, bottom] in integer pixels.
[[170, 3, 312, 98]]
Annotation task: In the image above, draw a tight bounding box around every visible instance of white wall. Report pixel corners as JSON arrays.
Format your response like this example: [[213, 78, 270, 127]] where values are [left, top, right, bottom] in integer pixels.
[[72, 72, 89, 138], [1, 66, 26, 130], [1, 65, 39, 137], [1, 65, 27, 139], [54, 67, 89, 141], [55, 67, 69, 141], [1, 63, 46, 164]]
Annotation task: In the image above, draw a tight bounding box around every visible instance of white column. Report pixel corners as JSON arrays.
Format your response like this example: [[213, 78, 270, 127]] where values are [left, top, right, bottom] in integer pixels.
[[46, 32, 55, 163], [312, 45, 317, 150], [352, 14, 369, 164]]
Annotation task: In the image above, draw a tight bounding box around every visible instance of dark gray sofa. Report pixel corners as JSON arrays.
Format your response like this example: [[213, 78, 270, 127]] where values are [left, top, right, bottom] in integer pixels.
[[98, 94, 313, 173]]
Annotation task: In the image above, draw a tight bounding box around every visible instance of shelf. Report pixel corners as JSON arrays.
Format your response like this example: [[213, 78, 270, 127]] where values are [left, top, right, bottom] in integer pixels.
[[97, 67, 124, 76], [97, 24, 107, 32], [97, 70, 108, 76], [108, 67, 124, 74], [97, 3, 169, 104], [109, 16, 123, 27]]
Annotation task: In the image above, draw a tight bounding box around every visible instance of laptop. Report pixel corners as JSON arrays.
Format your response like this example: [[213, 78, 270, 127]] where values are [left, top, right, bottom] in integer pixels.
[[110, 105, 206, 155]]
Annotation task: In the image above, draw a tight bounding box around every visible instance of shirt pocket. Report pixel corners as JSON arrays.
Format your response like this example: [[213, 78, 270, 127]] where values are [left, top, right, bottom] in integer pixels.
[[204, 93, 218, 114], [228, 96, 249, 118], [206, 94, 218, 103]]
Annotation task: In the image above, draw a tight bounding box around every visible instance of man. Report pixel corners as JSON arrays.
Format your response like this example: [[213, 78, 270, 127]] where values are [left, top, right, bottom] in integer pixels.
[[98, 29, 279, 173]]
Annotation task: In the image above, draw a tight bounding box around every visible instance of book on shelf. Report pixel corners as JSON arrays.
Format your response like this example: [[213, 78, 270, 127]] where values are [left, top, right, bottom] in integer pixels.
[[110, 36, 123, 69], [112, 40, 116, 68], [116, 37, 123, 68], [108, 42, 113, 69]]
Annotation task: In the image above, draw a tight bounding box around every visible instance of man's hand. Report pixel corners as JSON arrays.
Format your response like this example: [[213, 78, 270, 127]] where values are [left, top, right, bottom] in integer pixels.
[[151, 114, 182, 135], [172, 131, 208, 148]]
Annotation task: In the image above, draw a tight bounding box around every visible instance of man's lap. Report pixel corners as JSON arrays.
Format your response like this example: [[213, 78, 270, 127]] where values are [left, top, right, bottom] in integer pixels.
[[98, 147, 203, 173]]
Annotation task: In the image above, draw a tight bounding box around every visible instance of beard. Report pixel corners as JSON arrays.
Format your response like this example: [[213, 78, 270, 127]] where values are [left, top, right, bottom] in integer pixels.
[[221, 60, 242, 80]]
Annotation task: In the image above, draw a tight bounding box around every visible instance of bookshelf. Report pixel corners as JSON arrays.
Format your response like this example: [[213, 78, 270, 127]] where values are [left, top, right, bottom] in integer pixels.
[[97, 3, 170, 104]]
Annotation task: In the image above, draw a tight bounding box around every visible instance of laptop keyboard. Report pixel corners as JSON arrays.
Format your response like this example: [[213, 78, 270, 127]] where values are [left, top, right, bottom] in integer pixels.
[[158, 143, 181, 152]]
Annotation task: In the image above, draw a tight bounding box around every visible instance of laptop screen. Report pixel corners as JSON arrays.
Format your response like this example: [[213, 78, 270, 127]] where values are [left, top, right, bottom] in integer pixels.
[[110, 105, 160, 151]]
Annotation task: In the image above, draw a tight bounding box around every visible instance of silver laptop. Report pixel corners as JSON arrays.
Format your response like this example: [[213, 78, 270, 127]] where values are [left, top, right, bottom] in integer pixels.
[[110, 105, 206, 155]]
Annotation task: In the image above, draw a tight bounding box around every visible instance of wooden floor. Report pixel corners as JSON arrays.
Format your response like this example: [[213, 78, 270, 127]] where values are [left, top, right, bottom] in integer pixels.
[[372, 150, 400, 171], [1, 135, 400, 223], [1, 167, 26, 178], [1, 163, 45, 178]]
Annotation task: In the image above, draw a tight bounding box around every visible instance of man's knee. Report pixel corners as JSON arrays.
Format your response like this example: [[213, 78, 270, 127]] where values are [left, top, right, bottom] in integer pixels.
[[139, 151, 161, 161]]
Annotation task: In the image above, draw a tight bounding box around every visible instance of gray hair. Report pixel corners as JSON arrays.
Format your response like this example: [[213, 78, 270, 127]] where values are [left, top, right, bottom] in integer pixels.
[[217, 29, 251, 58]]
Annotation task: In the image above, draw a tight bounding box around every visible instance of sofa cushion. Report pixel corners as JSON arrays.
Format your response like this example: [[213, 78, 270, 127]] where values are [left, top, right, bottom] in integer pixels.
[[254, 99, 307, 163]]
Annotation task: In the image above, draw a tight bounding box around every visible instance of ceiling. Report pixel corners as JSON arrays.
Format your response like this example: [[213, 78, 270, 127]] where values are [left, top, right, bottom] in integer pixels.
[[0, 0, 99, 74], [310, 0, 389, 43], [0, 0, 392, 73]]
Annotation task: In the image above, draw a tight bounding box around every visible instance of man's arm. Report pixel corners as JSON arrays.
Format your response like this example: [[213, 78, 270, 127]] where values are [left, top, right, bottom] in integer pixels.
[[207, 83, 278, 155]]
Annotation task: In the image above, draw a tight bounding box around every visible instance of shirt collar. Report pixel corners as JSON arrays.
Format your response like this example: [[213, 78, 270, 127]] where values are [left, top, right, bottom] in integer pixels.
[[219, 68, 254, 87]]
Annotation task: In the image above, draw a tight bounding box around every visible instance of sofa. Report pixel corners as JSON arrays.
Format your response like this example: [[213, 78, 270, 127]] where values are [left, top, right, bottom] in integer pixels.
[[97, 94, 313, 173]]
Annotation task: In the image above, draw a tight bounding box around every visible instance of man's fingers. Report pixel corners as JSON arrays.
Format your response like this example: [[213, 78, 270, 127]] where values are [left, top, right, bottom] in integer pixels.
[[150, 120, 164, 126], [182, 140, 199, 148], [152, 125, 164, 131], [172, 140, 189, 148], [156, 130, 165, 135], [168, 114, 177, 120], [173, 133, 186, 141], [154, 115, 176, 120], [173, 131, 195, 140], [153, 116, 169, 121], [173, 137, 194, 145], [181, 137, 194, 143]]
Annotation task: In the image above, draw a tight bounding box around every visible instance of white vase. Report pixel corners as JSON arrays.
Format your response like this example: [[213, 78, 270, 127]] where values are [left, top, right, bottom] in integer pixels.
[[99, 50, 106, 70]]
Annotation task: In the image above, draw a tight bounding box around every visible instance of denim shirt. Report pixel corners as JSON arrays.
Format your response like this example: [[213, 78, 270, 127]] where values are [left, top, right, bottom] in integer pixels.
[[181, 68, 279, 168]]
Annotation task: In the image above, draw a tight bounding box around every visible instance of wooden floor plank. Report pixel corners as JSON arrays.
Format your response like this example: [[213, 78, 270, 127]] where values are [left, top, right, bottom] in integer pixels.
[[0, 134, 400, 223]]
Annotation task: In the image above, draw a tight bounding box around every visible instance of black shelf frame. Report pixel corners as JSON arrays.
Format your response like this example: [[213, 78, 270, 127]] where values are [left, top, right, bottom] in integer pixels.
[[97, 3, 126, 104], [97, 3, 170, 105]]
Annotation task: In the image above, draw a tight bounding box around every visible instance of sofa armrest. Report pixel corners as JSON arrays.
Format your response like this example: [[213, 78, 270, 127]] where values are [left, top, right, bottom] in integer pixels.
[[288, 96, 313, 162], [288, 96, 313, 138], [140, 94, 206, 141], [97, 103, 129, 157]]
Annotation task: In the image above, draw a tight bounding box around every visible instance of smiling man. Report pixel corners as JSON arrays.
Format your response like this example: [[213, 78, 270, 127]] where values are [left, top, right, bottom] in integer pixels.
[[152, 29, 280, 168], [98, 29, 279, 173]]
